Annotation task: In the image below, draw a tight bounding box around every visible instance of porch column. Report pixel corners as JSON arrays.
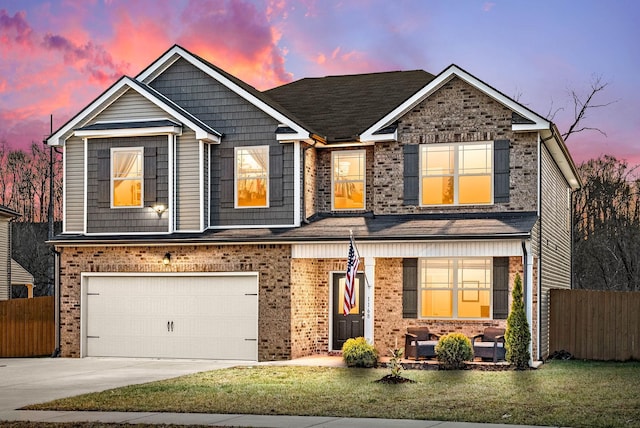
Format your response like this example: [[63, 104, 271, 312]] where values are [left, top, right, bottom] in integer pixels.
[[523, 240, 534, 362], [364, 257, 375, 344]]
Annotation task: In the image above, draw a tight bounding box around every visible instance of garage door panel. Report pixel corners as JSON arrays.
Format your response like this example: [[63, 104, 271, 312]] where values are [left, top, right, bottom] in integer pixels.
[[85, 275, 258, 360]]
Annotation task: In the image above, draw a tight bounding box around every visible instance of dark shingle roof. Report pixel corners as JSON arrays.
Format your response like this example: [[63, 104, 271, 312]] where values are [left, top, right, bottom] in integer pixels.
[[49, 212, 537, 245], [265, 70, 435, 142], [77, 119, 181, 131]]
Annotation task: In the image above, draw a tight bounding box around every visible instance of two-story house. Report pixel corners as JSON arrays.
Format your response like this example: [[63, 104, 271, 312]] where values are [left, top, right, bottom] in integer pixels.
[[47, 45, 579, 362]]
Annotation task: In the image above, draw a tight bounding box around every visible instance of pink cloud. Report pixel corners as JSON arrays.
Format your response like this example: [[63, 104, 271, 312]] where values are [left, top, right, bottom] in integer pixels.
[[0, 9, 34, 48], [42, 33, 130, 84], [177, 0, 292, 89]]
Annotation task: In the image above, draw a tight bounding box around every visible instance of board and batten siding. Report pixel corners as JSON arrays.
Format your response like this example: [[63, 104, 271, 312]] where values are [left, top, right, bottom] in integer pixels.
[[175, 130, 202, 231], [0, 219, 9, 300], [539, 143, 572, 359], [149, 58, 295, 226], [64, 137, 85, 233], [88, 89, 168, 123]]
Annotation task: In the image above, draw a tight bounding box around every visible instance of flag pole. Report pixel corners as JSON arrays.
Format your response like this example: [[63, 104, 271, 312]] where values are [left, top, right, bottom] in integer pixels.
[[349, 229, 371, 288]]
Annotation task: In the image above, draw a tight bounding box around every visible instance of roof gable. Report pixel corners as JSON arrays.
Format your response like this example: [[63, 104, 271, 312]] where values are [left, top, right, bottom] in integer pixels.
[[265, 70, 435, 143], [360, 64, 551, 142], [136, 45, 312, 141], [47, 77, 221, 146]]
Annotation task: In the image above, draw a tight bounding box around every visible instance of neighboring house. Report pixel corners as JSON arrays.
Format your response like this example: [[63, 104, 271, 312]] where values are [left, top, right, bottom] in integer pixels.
[[47, 45, 580, 362], [0, 205, 35, 300]]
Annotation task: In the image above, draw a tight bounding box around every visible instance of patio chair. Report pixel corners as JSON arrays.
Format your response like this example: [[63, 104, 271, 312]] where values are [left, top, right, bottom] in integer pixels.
[[472, 327, 506, 363], [405, 327, 440, 360]]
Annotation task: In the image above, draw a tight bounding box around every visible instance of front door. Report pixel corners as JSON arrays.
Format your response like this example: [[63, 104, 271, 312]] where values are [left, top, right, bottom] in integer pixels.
[[332, 272, 365, 350]]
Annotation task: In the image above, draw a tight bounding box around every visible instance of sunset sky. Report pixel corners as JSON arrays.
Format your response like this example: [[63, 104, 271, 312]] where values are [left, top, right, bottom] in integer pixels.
[[1, 0, 638, 166]]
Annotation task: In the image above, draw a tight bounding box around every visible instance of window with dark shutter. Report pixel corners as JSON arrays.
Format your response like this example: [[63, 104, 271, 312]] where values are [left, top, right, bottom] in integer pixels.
[[97, 149, 110, 208], [219, 147, 234, 209], [493, 139, 510, 203], [493, 257, 510, 319], [403, 258, 418, 318], [403, 145, 419, 205], [144, 146, 157, 204], [270, 144, 283, 207]]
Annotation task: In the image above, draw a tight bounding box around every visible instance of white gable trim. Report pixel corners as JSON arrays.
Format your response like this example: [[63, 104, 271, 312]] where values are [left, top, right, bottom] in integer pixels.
[[137, 46, 311, 141], [47, 77, 221, 146], [360, 64, 550, 142]]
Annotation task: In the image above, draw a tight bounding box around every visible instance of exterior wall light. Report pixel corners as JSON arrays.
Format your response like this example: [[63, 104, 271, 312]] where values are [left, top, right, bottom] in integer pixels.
[[152, 204, 167, 217], [163, 252, 171, 265]]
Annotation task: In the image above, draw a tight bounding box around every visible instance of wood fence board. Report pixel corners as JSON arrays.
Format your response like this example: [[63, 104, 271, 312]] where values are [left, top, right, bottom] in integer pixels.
[[549, 290, 640, 361], [0, 296, 54, 357]]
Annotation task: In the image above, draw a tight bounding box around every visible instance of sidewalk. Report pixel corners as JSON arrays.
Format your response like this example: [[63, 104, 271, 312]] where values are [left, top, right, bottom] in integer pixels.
[[0, 409, 555, 428]]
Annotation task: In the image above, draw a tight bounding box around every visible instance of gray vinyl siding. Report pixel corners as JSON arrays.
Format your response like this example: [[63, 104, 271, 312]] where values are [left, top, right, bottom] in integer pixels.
[[86, 136, 169, 233], [0, 219, 8, 300], [539, 143, 572, 359], [175, 131, 201, 231], [90, 89, 168, 123], [204, 144, 210, 228], [149, 58, 294, 226], [64, 137, 85, 232]]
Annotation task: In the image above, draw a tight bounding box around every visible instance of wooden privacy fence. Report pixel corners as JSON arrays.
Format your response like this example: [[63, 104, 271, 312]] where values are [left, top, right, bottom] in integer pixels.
[[0, 296, 55, 357], [549, 289, 640, 361]]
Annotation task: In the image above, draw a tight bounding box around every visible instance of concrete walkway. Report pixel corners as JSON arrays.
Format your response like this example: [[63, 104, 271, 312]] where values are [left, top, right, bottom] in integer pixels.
[[0, 357, 557, 428]]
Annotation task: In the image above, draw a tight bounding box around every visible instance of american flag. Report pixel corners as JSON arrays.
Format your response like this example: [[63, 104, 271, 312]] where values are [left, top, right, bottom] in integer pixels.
[[344, 236, 360, 316]]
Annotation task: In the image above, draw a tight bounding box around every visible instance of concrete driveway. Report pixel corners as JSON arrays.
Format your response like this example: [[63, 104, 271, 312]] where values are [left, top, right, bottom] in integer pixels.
[[0, 357, 243, 412]]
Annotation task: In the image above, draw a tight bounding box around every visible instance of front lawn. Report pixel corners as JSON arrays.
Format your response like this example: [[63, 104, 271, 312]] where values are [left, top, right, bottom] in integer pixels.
[[27, 360, 640, 427]]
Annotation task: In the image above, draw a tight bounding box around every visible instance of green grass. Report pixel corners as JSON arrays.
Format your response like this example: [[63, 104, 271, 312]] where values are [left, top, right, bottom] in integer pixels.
[[26, 360, 640, 427]]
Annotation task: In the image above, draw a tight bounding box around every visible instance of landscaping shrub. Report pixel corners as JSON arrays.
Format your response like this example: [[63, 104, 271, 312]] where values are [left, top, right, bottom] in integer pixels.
[[435, 332, 473, 369], [505, 272, 531, 369], [342, 337, 378, 367]]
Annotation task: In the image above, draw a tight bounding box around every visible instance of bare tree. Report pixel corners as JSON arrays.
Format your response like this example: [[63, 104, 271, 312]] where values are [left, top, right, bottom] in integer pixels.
[[562, 75, 618, 142]]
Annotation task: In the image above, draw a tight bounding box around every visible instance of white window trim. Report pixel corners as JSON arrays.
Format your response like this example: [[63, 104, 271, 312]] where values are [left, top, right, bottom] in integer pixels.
[[234, 145, 270, 209], [331, 149, 366, 211], [419, 141, 493, 207], [418, 257, 493, 320], [110, 146, 144, 209]]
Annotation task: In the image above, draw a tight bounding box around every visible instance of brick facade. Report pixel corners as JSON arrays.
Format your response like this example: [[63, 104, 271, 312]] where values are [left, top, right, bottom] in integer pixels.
[[372, 76, 539, 215], [373, 257, 526, 357], [58, 244, 292, 361]]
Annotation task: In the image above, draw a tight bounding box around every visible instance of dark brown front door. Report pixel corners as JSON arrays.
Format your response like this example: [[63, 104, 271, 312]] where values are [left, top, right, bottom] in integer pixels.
[[332, 272, 365, 350]]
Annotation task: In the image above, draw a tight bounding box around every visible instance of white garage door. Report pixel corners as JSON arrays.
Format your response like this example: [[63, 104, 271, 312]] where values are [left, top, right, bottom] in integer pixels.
[[83, 274, 258, 360]]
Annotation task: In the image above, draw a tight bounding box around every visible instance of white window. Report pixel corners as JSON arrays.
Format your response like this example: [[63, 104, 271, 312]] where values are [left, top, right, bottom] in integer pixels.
[[420, 142, 492, 205], [111, 147, 143, 208], [332, 150, 365, 210], [419, 258, 492, 319], [235, 146, 269, 208]]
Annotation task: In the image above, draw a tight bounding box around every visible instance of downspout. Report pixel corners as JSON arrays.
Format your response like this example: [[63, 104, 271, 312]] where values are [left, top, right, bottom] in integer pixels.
[[52, 248, 61, 357]]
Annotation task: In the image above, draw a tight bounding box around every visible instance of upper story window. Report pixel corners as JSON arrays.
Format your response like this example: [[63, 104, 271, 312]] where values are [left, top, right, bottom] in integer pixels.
[[236, 146, 268, 208], [420, 258, 492, 319], [111, 147, 143, 208], [420, 142, 492, 205], [332, 150, 365, 210]]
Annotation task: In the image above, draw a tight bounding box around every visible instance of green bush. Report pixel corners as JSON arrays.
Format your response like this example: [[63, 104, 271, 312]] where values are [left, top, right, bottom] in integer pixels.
[[505, 272, 531, 369], [435, 332, 473, 370], [342, 337, 378, 367]]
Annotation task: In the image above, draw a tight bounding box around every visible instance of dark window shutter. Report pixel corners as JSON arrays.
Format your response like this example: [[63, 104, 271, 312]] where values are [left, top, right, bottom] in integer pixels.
[[220, 147, 234, 208], [493, 257, 509, 319], [97, 149, 110, 207], [269, 145, 283, 207], [144, 147, 157, 204], [494, 139, 510, 203], [403, 258, 418, 318], [403, 144, 419, 205]]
